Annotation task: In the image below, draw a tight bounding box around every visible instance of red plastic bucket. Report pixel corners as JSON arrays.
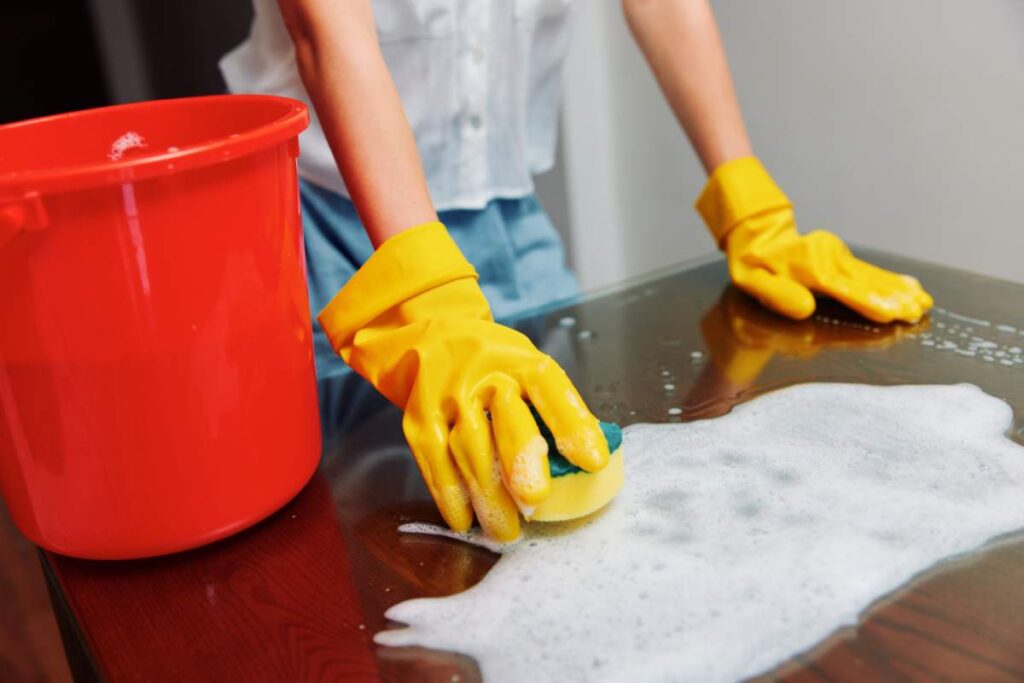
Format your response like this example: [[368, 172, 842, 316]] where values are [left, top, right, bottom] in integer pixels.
[[0, 95, 321, 559]]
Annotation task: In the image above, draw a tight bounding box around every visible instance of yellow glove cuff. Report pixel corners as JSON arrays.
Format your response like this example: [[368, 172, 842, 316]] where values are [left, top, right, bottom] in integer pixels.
[[316, 221, 481, 355], [695, 157, 792, 248]]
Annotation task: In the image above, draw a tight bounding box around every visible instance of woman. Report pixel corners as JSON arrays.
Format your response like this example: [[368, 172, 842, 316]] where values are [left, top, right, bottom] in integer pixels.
[[220, 0, 932, 541]]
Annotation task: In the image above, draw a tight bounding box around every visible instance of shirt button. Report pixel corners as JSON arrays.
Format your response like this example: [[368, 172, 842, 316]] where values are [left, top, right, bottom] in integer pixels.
[[471, 44, 485, 64], [469, 114, 483, 129]]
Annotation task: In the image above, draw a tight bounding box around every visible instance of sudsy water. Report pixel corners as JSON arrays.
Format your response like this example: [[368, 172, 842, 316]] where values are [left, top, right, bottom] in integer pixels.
[[376, 383, 1024, 682]]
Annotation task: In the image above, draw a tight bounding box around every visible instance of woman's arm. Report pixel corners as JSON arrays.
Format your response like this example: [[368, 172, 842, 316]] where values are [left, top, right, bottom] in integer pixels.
[[276, 0, 435, 246], [621, 0, 752, 174], [622, 0, 933, 324]]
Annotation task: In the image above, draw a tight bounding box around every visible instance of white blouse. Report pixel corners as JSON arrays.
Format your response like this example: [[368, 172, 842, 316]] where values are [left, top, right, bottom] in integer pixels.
[[221, 0, 575, 210]]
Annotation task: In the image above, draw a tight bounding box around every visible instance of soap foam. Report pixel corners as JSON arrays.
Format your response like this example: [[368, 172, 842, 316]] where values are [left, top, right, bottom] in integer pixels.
[[920, 308, 1024, 367], [376, 383, 1024, 682], [108, 131, 147, 160]]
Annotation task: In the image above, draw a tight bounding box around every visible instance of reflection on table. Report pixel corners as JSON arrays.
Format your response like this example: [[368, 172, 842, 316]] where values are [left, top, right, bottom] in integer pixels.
[[40, 254, 1024, 682]]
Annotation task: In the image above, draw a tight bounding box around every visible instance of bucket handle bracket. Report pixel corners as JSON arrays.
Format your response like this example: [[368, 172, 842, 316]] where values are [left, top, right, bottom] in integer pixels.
[[0, 191, 49, 248]]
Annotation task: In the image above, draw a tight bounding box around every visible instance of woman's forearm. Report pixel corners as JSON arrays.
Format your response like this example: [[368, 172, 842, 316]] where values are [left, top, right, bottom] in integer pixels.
[[622, 0, 752, 174], [277, 0, 436, 246]]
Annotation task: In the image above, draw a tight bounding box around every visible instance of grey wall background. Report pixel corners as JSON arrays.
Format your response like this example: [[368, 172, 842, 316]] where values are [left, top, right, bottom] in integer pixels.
[[552, 0, 1024, 290]]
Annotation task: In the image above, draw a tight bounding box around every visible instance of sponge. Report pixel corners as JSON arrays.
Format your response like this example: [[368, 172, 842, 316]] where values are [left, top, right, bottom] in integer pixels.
[[530, 415, 625, 522]]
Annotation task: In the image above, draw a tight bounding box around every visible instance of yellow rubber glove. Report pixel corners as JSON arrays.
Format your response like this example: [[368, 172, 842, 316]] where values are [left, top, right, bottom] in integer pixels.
[[317, 222, 609, 542], [696, 157, 933, 323]]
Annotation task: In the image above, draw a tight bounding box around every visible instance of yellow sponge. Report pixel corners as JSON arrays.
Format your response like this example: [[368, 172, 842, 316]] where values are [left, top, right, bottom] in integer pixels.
[[530, 419, 625, 522]]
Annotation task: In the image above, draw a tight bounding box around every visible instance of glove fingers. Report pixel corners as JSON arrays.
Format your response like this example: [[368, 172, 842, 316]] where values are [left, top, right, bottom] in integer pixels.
[[819, 258, 926, 324], [524, 357, 609, 473], [902, 274, 934, 311], [824, 278, 918, 323], [733, 266, 817, 320], [489, 378, 551, 507], [402, 401, 474, 532], [800, 232, 930, 323], [856, 260, 934, 315], [450, 409, 522, 542]]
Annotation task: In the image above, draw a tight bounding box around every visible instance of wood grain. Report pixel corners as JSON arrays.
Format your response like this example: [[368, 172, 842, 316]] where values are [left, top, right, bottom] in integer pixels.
[[47, 476, 380, 682], [29, 252, 1024, 681], [0, 506, 70, 683]]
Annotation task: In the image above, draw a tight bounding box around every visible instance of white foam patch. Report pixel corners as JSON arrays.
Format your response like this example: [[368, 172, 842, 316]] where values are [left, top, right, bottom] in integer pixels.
[[375, 383, 1024, 682], [108, 131, 146, 160], [399, 522, 510, 554]]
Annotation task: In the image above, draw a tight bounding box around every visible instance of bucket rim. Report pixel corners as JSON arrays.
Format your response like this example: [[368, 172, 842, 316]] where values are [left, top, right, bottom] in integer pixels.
[[0, 94, 309, 196]]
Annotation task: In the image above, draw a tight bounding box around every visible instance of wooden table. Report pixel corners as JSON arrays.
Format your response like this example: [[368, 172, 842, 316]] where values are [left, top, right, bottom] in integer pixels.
[[40, 252, 1024, 682]]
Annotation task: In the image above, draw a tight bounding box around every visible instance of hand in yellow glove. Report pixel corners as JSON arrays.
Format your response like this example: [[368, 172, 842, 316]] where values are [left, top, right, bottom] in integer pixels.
[[696, 157, 933, 323], [317, 222, 609, 542]]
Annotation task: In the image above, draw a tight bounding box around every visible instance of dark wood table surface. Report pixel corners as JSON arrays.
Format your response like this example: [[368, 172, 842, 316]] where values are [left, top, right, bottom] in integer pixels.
[[39, 252, 1024, 682]]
